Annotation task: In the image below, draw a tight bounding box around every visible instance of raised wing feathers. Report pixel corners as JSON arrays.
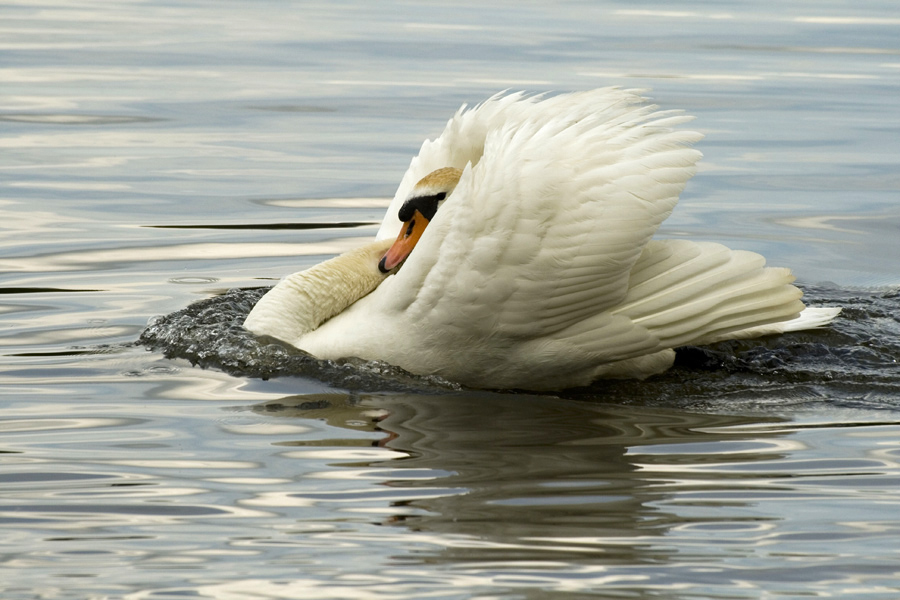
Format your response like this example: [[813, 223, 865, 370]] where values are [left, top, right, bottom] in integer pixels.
[[392, 89, 703, 339]]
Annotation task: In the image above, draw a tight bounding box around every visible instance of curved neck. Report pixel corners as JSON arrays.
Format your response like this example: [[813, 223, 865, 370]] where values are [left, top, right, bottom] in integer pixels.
[[244, 238, 392, 344]]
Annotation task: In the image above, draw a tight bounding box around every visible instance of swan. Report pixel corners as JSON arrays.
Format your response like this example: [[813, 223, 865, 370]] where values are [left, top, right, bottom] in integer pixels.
[[244, 88, 840, 391]]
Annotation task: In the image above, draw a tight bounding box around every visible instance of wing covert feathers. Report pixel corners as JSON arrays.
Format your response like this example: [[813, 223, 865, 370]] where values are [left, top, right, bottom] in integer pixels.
[[386, 88, 706, 338]]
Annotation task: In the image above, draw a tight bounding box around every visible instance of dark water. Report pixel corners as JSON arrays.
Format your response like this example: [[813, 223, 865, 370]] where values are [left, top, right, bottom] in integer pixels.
[[139, 284, 900, 412], [3, 1, 900, 598]]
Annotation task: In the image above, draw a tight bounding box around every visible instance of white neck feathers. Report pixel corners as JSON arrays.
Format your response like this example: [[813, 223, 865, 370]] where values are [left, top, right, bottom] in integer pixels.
[[244, 238, 392, 345]]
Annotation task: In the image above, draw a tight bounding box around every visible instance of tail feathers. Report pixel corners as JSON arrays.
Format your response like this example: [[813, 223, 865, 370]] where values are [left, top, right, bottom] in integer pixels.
[[613, 239, 820, 349], [704, 306, 842, 343], [779, 306, 842, 331]]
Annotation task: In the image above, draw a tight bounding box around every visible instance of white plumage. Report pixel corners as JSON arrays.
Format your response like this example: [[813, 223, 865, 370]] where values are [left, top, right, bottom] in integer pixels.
[[244, 88, 840, 390]]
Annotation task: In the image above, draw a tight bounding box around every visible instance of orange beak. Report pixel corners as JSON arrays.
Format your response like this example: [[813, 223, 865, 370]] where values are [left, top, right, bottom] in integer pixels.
[[378, 209, 430, 273]]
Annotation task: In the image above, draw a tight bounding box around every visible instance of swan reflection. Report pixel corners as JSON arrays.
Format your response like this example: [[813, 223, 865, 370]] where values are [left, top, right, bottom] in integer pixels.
[[253, 392, 789, 564]]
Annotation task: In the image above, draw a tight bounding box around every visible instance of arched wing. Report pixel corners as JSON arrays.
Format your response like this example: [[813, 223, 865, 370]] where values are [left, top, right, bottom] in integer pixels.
[[386, 89, 703, 340]]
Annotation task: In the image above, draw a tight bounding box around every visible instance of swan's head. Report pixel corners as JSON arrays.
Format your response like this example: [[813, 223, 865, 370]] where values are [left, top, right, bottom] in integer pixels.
[[378, 167, 462, 273]]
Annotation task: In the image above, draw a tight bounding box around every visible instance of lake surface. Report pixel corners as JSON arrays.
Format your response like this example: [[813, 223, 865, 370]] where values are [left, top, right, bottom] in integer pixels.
[[2, 1, 900, 598]]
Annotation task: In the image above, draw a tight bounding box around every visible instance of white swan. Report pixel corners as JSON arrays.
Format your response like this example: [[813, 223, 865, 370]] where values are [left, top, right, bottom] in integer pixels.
[[244, 88, 840, 390]]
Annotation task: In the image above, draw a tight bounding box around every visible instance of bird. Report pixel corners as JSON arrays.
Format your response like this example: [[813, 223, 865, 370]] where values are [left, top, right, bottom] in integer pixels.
[[243, 88, 840, 391]]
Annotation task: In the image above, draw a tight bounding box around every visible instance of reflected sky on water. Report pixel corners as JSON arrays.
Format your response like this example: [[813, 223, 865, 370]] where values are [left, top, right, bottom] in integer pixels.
[[2, 1, 900, 598]]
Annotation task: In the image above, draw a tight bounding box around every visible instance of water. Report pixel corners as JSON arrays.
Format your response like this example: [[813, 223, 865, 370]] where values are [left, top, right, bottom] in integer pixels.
[[3, 1, 900, 598]]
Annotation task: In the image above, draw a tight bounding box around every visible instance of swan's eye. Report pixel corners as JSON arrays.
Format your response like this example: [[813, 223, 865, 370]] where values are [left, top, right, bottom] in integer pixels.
[[398, 192, 447, 222]]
